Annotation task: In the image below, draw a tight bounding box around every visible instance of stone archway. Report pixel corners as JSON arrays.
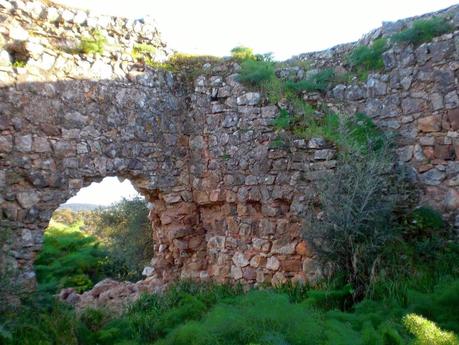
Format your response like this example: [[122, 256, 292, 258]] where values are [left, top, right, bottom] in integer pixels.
[[0, 73, 195, 287]]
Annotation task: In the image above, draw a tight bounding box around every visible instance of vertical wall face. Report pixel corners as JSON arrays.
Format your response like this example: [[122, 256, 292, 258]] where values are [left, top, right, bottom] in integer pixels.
[[0, 0, 458, 301]]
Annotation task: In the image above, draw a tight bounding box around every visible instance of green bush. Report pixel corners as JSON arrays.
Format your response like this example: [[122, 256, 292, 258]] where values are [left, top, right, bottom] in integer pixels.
[[303, 134, 411, 299], [237, 59, 276, 87], [34, 221, 107, 294], [403, 314, 459, 345], [132, 43, 157, 65], [285, 68, 335, 93], [85, 197, 153, 282], [80, 30, 106, 54], [392, 17, 453, 46], [3, 279, 459, 345], [348, 38, 388, 79], [231, 46, 255, 61]]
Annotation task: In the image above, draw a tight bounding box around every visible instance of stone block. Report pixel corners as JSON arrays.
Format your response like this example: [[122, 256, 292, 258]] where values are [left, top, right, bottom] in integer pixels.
[[418, 115, 441, 132]]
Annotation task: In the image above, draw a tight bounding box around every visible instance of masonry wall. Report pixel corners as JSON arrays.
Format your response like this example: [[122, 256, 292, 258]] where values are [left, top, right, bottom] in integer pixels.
[[0, 0, 458, 305]]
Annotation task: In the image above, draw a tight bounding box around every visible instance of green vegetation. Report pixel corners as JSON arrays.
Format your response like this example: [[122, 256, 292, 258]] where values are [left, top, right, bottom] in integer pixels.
[[403, 314, 459, 345], [35, 220, 107, 294], [12, 59, 26, 68], [32, 197, 152, 295], [348, 38, 388, 80], [132, 43, 157, 65], [2, 277, 459, 345], [85, 197, 153, 282], [80, 30, 106, 54], [285, 68, 335, 93], [230, 46, 256, 61], [237, 58, 276, 87], [392, 17, 454, 46]]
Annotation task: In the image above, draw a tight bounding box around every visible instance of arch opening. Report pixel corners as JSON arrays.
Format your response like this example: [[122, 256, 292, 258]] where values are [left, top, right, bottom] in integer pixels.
[[34, 176, 155, 296]]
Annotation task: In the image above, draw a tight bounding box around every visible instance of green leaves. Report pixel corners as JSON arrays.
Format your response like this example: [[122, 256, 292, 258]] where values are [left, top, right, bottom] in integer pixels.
[[392, 17, 453, 46]]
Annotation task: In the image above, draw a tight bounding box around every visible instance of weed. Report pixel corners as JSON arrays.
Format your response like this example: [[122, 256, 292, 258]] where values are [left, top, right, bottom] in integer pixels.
[[12, 60, 26, 68], [286, 68, 335, 93], [132, 43, 157, 65], [237, 59, 276, 87], [348, 38, 388, 80], [80, 30, 106, 54], [392, 17, 454, 46]]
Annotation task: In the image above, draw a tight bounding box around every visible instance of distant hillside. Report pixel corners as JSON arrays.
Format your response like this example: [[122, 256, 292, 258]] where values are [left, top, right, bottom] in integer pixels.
[[58, 203, 103, 212]]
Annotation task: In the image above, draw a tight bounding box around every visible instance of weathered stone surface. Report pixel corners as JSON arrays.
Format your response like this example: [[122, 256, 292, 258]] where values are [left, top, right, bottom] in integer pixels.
[[418, 116, 441, 132], [447, 108, 459, 130], [266, 256, 280, 271]]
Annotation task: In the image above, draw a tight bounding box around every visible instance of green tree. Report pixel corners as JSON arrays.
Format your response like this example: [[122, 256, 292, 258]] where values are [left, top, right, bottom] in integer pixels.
[[86, 197, 153, 282]]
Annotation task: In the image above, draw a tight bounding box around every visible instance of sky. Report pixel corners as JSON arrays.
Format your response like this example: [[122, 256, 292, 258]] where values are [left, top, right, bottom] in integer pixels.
[[61, 0, 457, 205], [55, 0, 458, 60], [65, 177, 140, 206]]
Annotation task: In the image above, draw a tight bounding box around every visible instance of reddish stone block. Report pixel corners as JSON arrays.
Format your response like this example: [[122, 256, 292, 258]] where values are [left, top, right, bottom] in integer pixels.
[[434, 144, 453, 160], [295, 241, 313, 257], [280, 259, 302, 272], [418, 115, 441, 132], [447, 108, 459, 130]]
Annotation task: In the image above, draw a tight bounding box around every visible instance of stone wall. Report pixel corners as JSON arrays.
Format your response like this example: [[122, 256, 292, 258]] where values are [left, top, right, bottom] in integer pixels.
[[0, 0, 458, 299]]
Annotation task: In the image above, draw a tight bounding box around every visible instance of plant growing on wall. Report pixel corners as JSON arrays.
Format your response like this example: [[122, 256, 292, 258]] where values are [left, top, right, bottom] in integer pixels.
[[80, 30, 106, 55], [392, 17, 454, 46]]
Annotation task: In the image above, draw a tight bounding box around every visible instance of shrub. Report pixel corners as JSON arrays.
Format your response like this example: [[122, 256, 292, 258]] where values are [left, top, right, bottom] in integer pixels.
[[348, 38, 388, 79], [271, 108, 291, 130], [132, 43, 157, 65], [237, 59, 276, 87], [52, 208, 81, 225], [286, 68, 335, 93], [80, 30, 106, 54], [231, 46, 255, 61], [392, 17, 454, 46], [303, 133, 410, 299], [85, 197, 153, 282], [34, 221, 107, 294], [403, 314, 459, 345]]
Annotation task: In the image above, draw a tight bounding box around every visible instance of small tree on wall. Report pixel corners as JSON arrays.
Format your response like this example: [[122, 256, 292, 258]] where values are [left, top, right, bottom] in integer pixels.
[[303, 121, 415, 300]]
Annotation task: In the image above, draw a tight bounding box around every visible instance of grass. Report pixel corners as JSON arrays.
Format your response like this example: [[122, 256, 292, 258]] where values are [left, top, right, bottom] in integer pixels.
[[392, 17, 454, 46], [80, 30, 106, 55], [132, 43, 157, 65], [2, 235, 459, 345], [348, 38, 388, 80]]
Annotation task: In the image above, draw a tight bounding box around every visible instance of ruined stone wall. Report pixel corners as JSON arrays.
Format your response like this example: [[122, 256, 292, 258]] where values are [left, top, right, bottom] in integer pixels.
[[0, 0, 458, 299]]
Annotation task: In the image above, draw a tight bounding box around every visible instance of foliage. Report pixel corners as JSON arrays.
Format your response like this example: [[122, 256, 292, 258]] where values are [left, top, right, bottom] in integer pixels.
[[285, 68, 335, 93], [85, 197, 153, 282], [2, 300, 81, 345], [80, 30, 106, 54], [230, 46, 255, 61], [132, 43, 157, 65], [392, 17, 454, 46], [52, 208, 83, 225], [12, 59, 26, 68], [3, 277, 459, 345], [34, 221, 107, 294], [304, 134, 412, 299], [237, 58, 276, 87], [271, 108, 291, 130], [403, 314, 459, 345], [348, 38, 388, 80]]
